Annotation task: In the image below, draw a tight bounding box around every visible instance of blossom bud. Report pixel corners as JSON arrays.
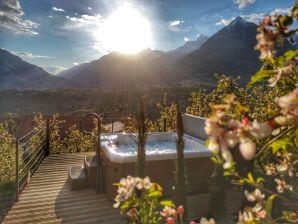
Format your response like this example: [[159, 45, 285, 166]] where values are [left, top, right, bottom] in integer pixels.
[[166, 217, 175, 224], [274, 116, 288, 125], [241, 117, 250, 126], [257, 122, 273, 138], [239, 142, 256, 160], [177, 205, 184, 215], [126, 208, 138, 220]]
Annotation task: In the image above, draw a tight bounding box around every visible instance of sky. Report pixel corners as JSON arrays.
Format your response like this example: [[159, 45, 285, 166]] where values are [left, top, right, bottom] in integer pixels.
[[0, 0, 296, 74]]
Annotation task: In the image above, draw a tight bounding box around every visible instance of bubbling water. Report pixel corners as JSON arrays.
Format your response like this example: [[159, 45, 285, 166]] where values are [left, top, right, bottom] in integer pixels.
[[116, 140, 199, 156]]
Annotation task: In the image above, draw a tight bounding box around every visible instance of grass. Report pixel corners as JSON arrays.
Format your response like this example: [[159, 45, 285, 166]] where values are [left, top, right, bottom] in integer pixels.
[[0, 181, 15, 197], [0, 181, 15, 223]]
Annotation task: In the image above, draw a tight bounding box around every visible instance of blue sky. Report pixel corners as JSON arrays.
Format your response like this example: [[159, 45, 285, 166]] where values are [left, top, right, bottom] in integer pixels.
[[0, 0, 295, 74]]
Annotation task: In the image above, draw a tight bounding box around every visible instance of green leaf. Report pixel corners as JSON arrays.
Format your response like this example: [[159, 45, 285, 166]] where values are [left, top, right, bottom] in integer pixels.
[[120, 201, 130, 211], [276, 50, 298, 67], [270, 137, 293, 154], [265, 195, 276, 221], [236, 104, 249, 115], [278, 16, 293, 28], [294, 128, 298, 148], [238, 179, 244, 185], [249, 70, 276, 86], [210, 156, 221, 164], [292, 5, 298, 18], [256, 177, 265, 184], [247, 172, 255, 183], [249, 221, 262, 224], [282, 211, 298, 223], [223, 171, 231, 176], [160, 200, 175, 207], [148, 191, 162, 199]]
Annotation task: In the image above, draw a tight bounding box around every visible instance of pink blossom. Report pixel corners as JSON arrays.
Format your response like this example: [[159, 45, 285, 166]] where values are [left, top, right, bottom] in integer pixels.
[[126, 208, 138, 220], [177, 205, 184, 216], [256, 209, 267, 219], [166, 217, 176, 224], [274, 178, 293, 193], [200, 217, 216, 224], [244, 189, 265, 202], [239, 142, 256, 160], [161, 206, 177, 218], [265, 163, 277, 176]]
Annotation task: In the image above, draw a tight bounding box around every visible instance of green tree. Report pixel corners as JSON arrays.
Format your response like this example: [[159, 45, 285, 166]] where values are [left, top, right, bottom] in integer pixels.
[[0, 122, 15, 182], [63, 124, 95, 153], [157, 102, 177, 131]]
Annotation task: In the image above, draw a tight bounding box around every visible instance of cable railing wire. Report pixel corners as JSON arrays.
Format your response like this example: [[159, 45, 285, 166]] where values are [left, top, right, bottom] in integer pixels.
[[18, 148, 45, 191], [15, 120, 49, 201], [20, 139, 46, 162], [19, 143, 45, 177]]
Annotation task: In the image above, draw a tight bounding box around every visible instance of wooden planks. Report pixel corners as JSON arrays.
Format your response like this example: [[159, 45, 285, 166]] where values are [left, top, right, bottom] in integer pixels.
[[3, 152, 126, 224]]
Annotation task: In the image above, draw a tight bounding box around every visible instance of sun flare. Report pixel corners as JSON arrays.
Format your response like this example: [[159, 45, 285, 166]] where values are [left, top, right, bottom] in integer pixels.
[[100, 6, 152, 54]]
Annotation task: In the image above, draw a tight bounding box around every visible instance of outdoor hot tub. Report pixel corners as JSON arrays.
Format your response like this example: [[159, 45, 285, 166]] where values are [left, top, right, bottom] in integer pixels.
[[101, 121, 214, 199]]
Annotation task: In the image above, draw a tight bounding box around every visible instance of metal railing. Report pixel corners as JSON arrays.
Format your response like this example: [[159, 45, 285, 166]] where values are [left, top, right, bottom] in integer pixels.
[[80, 113, 103, 193], [15, 120, 50, 201]]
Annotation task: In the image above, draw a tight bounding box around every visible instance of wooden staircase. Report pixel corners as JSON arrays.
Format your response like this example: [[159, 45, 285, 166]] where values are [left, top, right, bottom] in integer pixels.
[[68, 155, 98, 191]]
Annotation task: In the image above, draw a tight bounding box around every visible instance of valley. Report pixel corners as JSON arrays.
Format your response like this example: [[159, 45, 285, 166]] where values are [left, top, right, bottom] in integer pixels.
[[0, 84, 209, 119]]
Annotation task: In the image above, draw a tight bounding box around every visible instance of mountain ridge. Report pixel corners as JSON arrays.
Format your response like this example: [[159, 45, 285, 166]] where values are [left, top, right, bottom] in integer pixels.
[[180, 17, 264, 84], [0, 49, 82, 89], [167, 34, 208, 58], [1, 16, 296, 89]]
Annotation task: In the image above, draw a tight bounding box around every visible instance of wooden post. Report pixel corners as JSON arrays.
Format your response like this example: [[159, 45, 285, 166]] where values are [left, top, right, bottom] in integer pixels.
[[15, 138, 19, 202], [96, 117, 102, 193], [45, 118, 50, 156], [111, 118, 114, 133], [174, 102, 187, 211], [163, 118, 167, 132], [136, 98, 147, 178]]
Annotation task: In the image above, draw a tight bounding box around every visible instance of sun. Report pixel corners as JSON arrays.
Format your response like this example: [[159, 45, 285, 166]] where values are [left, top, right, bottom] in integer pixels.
[[100, 6, 152, 54]]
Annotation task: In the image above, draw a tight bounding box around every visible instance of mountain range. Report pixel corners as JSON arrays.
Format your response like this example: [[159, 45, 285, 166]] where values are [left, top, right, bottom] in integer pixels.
[[0, 49, 84, 89], [167, 34, 208, 59], [58, 49, 183, 88], [0, 17, 296, 89], [181, 17, 262, 85], [0, 49, 63, 89]]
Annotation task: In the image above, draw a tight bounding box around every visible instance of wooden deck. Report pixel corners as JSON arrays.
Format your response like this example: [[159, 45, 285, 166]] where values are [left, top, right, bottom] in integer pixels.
[[3, 153, 126, 224]]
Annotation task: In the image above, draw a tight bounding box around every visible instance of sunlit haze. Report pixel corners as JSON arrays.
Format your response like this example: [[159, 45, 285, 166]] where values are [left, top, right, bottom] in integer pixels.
[[99, 5, 152, 54]]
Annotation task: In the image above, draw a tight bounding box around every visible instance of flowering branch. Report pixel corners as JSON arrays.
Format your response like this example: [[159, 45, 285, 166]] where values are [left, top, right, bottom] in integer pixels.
[[255, 125, 295, 158]]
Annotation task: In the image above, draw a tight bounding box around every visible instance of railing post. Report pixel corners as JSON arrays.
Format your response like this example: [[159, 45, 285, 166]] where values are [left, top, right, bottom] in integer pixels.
[[81, 113, 102, 193], [15, 138, 19, 202], [111, 118, 114, 133], [163, 118, 167, 132], [45, 118, 50, 156], [97, 117, 102, 193]]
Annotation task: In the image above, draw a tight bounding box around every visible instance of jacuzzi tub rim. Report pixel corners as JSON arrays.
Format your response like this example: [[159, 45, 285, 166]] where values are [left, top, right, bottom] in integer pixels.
[[100, 132, 212, 163]]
